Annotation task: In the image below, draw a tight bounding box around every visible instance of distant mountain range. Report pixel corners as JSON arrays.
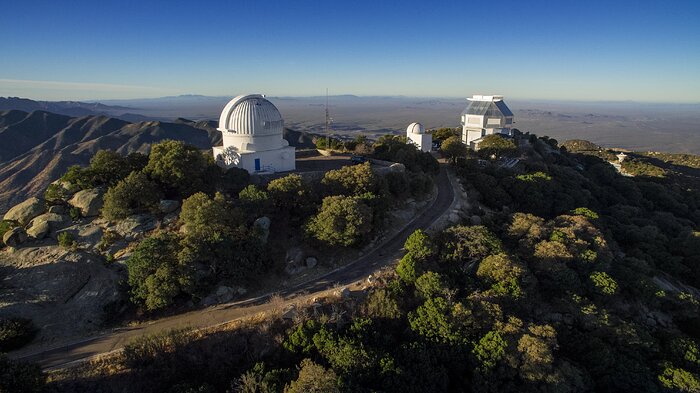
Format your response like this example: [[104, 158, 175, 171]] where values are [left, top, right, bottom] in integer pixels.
[[0, 109, 316, 213], [0, 97, 155, 122]]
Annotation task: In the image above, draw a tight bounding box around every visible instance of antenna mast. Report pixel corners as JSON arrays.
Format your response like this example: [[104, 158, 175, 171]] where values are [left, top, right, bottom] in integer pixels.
[[325, 88, 330, 148]]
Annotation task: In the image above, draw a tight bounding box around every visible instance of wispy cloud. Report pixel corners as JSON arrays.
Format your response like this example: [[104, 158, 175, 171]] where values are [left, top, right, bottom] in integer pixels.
[[0, 78, 170, 92]]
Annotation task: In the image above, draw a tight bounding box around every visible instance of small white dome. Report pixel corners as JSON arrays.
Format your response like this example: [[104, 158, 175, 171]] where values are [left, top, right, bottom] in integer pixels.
[[218, 94, 283, 136], [406, 122, 425, 134]]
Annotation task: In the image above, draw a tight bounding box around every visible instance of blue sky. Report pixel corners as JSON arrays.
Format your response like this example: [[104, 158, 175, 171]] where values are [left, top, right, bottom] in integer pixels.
[[1, 0, 699, 102]]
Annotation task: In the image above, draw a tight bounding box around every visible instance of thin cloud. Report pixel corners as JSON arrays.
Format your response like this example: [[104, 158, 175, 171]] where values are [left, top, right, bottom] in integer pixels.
[[0, 78, 170, 93]]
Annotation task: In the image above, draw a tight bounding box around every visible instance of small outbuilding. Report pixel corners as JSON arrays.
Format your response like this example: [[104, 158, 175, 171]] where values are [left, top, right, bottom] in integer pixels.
[[406, 122, 432, 152], [212, 94, 295, 173]]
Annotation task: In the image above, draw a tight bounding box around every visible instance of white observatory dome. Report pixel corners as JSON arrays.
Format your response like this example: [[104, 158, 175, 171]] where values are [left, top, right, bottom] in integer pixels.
[[218, 94, 283, 136], [406, 122, 425, 134]]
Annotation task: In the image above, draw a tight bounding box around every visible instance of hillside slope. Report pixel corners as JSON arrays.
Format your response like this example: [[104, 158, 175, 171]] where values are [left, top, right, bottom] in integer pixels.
[[0, 110, 319, 213]]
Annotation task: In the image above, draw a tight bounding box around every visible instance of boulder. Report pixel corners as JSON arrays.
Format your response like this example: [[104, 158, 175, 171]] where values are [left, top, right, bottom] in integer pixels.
[[202, 285, 238, 306], [215, 286, 236, 303], [115, 214, 157, 241], [253, 216, 271, 244], [335, 287, 351, 300], [470, 215, 482, 225], [3, 197, 46, 225], [305, 257, 318, 269], [389, 163, 405, 173], [26, 219, 50, 239], [3, 227, 27, 248], [69, 189, 103, 217], [27, 213, 69, 234], [286, 247, 304, 266], [159, 200, 180, 214], [282, 306, 297, 320]]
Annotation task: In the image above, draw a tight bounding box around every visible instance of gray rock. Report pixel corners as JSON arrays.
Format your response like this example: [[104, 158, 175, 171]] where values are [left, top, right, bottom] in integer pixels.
[[159, 200, 180, 214], [162, 212, 179, 227], [282, 307, 297, 320], [285, 262, 304, 276], [253, 216, 271, 244], [305, 257, 318, 269], [389, 163, 405, 173], [470, 215, 482, 225], [26, 219, 50, 240], [3, 197, 46, 225], [78, 224, 104, 245], [27, 212, 69, 234], [215, 286, 235, 303], [115, 214, 156, 241], [335, 287, 351, 299], [48, 205, 66, 215], [69, 189, 103, 217], [3, 227, 27, 247], [286, 247, 304, 266]]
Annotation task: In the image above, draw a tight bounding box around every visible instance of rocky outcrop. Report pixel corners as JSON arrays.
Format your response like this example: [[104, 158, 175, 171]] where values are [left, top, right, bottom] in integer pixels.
[[253, 216, 271, 244], [3, 197, 46, 225], [3, 226, 27, 248], [0, 245, 123, 343], [159, 200, 180, 214], [201, 285, 247, 306], [69, 189, 103, 217], [305, 257, 318, 269], [114, 214, 156, 241], [26, 219, 50, 239], [26, 212, 69, 239]]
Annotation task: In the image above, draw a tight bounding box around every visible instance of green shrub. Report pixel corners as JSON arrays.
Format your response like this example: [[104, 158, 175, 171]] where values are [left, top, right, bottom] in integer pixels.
[[122, 328, 192, 368], [477, 134, 517, 158], [44, 183, 69, 205], [0, 220, 19, 248], [126, 233, 192, 311], [441, 136, 467, 163], [590, 271, 618, 295], [0, 318, 36, 351], [364, 289, 401, 319], [57, 232, 77, 249], [385, 171, 410, 199], [570, 207, 599, 220], [409, 172, 434, 197], [305, 195, 372, 247], [0, 354, 45, 393], [145, 140, 217, 197], [238, 185, 270, 217], [322, 162, 378, 196], [69, 207, 82, 221], [102, 170, 162, 220]]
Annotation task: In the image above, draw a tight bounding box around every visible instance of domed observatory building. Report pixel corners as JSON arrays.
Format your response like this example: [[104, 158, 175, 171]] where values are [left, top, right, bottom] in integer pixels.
[[461, 95, 514, 150], [406, 122, 432, 152], [212, 94, 295, 173]]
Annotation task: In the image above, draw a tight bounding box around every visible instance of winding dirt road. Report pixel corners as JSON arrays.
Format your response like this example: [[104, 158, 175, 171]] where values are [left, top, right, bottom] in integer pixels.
[[12, 165, 455, 370]]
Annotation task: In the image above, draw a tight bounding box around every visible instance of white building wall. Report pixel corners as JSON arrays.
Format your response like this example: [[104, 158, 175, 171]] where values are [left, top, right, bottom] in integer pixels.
[[213, 146, 295, 173], [408, 133, 432, 152]]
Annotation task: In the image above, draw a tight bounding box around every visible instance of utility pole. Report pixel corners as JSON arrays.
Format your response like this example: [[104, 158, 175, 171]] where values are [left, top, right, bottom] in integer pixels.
[[325, 88, 330, 148]]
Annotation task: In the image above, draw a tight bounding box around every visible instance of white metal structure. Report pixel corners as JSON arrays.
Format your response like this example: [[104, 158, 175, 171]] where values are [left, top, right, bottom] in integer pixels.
[[461, 95, 514, 150], [406, 122, 432, 152], [212, 94, 295, 173]]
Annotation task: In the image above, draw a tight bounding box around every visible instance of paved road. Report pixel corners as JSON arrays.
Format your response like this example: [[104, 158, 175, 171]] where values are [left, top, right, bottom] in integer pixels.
[[14, 165, 455, 370]]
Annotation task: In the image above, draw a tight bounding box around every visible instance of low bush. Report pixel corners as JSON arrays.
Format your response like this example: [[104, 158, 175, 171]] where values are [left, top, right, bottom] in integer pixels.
[[0, 317, 36, 352]]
